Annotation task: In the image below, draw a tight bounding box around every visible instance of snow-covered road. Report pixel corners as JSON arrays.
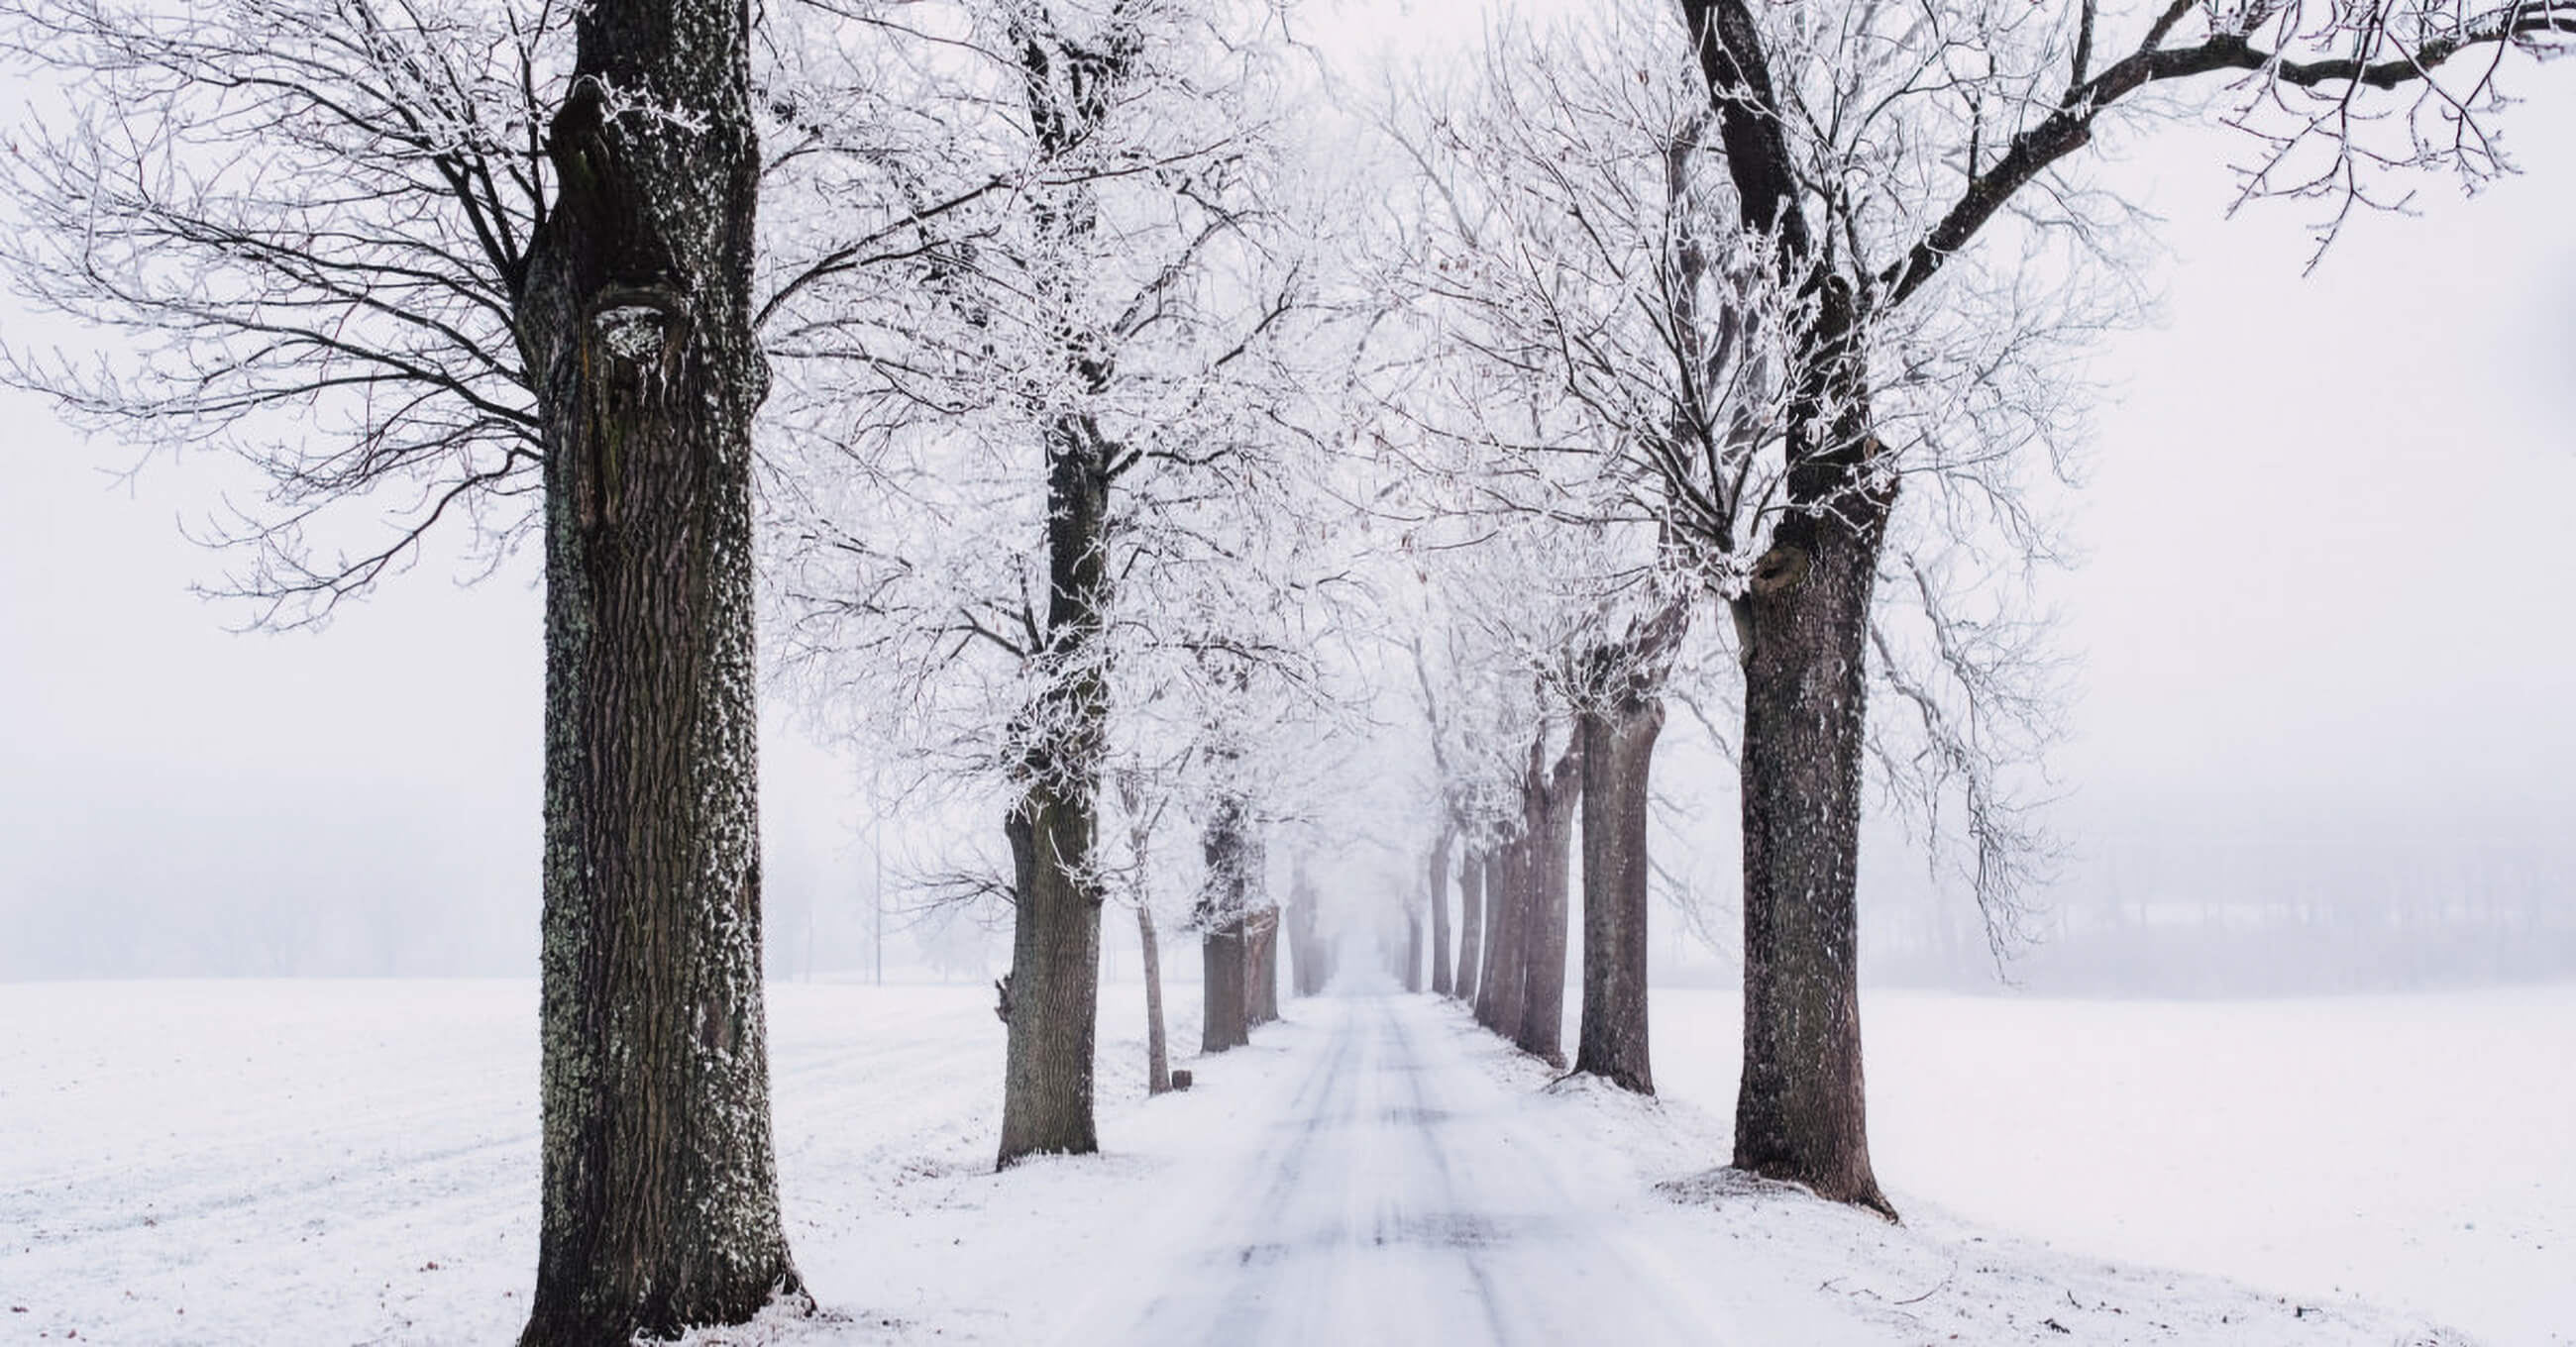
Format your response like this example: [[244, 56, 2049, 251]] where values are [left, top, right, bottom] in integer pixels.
[[1064, 993, 1732, 1346]]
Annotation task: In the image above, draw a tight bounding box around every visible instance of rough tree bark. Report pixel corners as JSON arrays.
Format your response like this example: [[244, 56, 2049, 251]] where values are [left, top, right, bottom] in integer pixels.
[[1453, 850, 1483, 1004], [992, 392, 1116, 1167], [518, 0, 803, 1338], [1201, 918, 1247, 1051], [1198, 791, 1252, 1052], [998, 781, 1104, 1162], [1574, 694, 1664, 1092], [1516, 742, 1582, 1067], [1678, 0, 1894, 1216], [1573, 604, 1686, 1093], [1730, 468, 1893, 1215], [1428, 825, 1454, 996], [992, 12, 1140, 1170]]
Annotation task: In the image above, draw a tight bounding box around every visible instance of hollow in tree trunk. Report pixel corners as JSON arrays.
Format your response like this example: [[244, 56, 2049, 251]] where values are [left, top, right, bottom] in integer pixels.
[[517, 1, 802, 1337], [1574, 695, 1664, 1092]]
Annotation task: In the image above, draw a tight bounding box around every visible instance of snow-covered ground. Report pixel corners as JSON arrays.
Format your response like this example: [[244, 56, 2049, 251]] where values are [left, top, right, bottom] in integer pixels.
[[1, 978, 2565, 1345], [1653, 987, 2576, 1347]]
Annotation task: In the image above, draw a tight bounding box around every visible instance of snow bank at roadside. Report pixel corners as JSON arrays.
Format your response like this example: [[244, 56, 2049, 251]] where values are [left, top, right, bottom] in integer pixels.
[[1482, 1041, 2478, 1347]]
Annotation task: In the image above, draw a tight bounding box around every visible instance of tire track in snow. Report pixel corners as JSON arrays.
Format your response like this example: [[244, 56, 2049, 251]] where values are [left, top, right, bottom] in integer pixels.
[[1104, 991, 1729, 1347]]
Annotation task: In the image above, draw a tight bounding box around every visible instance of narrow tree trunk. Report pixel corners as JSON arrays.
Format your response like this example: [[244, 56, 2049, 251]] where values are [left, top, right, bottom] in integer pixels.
[[1284, 900, 1309, 998], [1428, 827, 1454, 996], [1454, 851, 1483, 1004], [1403, 909, 1425, 992], [1472, 847, 1503, 1025], [1201, 920, 1247, 1051], [1575, 696, 1663, 1092], [1731, 497, 1895, 1217], [1287, 854, 1319, 996], [519, 1, 800, 1337], [1137, 902, 1170, 1095], [1517, 746, 1581, 1067], [1197, 791, 1253, 1051], [1246, 907, 1279, 1025], [1477, 842, 1527, 1034]]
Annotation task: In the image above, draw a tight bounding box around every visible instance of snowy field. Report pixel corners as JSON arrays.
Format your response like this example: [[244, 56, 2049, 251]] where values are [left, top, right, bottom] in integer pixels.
[[1, 979, 2567, 1345]]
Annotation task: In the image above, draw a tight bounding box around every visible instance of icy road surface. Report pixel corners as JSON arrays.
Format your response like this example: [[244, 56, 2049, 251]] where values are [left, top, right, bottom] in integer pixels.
[[1057, 993, 1738, 1346]]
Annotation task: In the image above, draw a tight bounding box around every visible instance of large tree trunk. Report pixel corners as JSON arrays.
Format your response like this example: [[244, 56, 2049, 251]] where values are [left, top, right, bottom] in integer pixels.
[[1453, 850, 1483, 1004], [1137, 902, 1171, 1095], [518, 1, 801, 1338], [1574, 696, 1664, 1092], [1517, 746, 1581, 1067], [1673, 4, 1895, 1215], [1427, 827, 1454, 996], [999, 784, 1103, 1162], [1730, 469, 1896, 1216], [993, 401, 1115, 1168]]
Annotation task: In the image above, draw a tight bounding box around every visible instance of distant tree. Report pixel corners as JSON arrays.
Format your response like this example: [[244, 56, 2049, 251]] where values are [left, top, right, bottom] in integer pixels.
[[1377, 0, 2572, 1215], [762, 0, 1327, 1163], [1195, 750, 1258, 1053], [1423, 822, 1456, 997], [1451, 844, 1484, 1004], [1110, 764, 1175, 1094], [0, 0, 813, 1334]]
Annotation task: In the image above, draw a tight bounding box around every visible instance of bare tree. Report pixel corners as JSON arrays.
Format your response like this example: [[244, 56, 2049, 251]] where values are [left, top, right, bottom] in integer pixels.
[[0, 0, 555, 620], [1, 0, 813, 1333], [762, 0, 1327, 1163], [1663, 0, 2575, 1215], [1110, 765, 1174, 1094], [1375, 0, 2570, 1213]]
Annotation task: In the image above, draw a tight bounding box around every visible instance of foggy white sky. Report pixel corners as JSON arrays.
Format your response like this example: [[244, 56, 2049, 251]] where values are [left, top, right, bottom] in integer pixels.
[[3, 0, 2570, 978]]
